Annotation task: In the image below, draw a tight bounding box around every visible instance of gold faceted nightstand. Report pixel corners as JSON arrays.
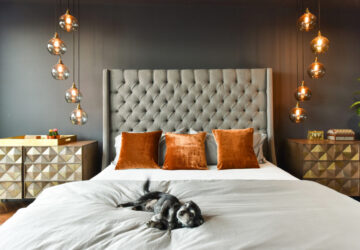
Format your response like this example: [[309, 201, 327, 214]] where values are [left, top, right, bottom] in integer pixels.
[[0, 147, 23, 199], [287, 139, 360, 196], [0, 141, 97, 199]]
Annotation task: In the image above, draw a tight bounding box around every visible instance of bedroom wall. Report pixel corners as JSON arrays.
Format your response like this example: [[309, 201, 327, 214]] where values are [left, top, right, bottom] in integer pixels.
[[0, 0, 359, 170]]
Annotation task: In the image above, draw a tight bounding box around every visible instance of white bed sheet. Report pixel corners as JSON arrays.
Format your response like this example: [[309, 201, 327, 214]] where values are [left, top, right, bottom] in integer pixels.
[[92, 161, 297, 181]]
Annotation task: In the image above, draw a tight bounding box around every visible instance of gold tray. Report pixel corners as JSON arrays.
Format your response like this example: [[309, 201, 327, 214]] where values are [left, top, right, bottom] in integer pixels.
[[0, 135, 77, 146]]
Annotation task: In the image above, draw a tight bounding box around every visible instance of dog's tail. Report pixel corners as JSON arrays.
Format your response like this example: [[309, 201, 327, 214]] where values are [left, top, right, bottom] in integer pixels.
[[143, 178, 150, 194]]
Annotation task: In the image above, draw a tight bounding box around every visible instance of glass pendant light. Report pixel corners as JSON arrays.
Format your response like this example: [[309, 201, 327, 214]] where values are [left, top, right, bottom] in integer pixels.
[[51, 58, 69, 80], [297, 8, 316, 31], [59, 9, 79, 32], [295, 80, 312, 101], [70, 103, 88, 125], [65, 82, 82, 103], [289, 102, 307, 123], [47, 32, 66, 55], [308, 57, 325, 79], [310, 31, 329, 54]]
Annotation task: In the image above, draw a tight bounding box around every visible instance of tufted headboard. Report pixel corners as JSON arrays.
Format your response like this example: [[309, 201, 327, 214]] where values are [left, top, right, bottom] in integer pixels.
[[102, 68, 276, 168]]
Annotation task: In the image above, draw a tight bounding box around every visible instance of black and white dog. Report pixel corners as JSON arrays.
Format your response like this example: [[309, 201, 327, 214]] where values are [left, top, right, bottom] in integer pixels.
[[118, 180, 204, 230]]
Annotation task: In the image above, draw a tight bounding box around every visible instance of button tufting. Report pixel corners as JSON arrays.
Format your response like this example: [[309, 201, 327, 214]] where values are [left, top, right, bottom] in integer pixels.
[[109, 69, 267, 145]]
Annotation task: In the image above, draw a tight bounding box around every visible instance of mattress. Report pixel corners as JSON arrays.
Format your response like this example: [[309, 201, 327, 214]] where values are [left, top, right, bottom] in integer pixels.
[[93, 161, 297, 181]]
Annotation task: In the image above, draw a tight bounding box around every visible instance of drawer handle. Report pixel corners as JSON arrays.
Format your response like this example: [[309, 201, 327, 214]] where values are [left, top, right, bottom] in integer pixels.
[[65, 138, 71, 142]]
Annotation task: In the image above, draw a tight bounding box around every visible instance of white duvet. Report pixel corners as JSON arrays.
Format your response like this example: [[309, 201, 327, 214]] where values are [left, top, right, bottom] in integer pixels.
[[1, 179, 360, 249], [2, 164, 360, 250]]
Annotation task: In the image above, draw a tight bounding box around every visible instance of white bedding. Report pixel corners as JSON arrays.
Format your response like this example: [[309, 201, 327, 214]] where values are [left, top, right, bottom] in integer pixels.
[[93, 161, 297, 181]]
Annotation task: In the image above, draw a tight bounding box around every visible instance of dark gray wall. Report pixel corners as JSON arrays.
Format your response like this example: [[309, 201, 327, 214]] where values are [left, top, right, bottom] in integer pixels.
[[0, 1, 359, 170]]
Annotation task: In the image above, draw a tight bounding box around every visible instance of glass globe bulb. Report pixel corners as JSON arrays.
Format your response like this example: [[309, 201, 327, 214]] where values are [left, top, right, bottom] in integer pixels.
[[297, 8, 316, 31], [65, 82, 82, 103], [310, 31, 329, 54], [307, 57, 326, 79], [59, 9, 79, 32], [70, 103, 88, 125], [51, 58, 70, 80], [295, 80, 312, 101], [47, 32, 66, 55], [289, 102, 307, 123]]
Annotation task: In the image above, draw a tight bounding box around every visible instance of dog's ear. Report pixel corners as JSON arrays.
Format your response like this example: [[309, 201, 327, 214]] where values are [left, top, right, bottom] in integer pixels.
[[195, 216, 204, 226], [199, 217, 204, 225]]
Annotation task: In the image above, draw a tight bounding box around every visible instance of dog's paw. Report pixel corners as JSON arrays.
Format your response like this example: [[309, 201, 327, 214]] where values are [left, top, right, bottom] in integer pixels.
[[168, 222, 176, 230], [146, 220, 167, 230], [146, 221, 156, 228]]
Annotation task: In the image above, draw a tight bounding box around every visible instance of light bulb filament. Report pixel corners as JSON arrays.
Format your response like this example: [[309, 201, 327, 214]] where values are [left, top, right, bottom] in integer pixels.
[[66, 16, 72, 24], [76, 110, 82, 118]]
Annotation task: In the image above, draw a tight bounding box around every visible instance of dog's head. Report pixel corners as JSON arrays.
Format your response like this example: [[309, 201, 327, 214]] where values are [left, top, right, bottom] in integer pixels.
[[176, 201, 204, 228]]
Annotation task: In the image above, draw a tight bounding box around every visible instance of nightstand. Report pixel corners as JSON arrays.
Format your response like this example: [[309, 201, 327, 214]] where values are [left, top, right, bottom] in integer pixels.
[[287, 139, 360, 196], [0, 141, 98, 199]]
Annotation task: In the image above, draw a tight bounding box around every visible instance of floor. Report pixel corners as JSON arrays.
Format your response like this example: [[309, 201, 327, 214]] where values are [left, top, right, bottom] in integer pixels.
[[0, 200, 30, 225]]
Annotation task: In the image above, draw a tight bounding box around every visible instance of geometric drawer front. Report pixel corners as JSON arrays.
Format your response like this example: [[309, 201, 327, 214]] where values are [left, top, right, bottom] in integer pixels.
[[0, 181, 22, 199], [24, 181, 65, 199], [303, 161, 359, 179], [303, 144, 359, 161], [0, 164, 22, 181], [24, 163, 82, 182], [0, 147, 22, 164], [312, 179, 359, 196], [25, 146, 82, 164]]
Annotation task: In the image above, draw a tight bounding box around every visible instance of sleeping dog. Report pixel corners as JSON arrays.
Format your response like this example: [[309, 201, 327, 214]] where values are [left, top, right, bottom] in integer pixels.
[[117, 180, 204, 230]]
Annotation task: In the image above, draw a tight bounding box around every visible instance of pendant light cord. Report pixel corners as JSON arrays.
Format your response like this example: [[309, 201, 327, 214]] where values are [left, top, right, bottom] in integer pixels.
[[73, 28, 75, 83], [302, 24, 304, 80], [296, 1, 299, 87], [54, 0, 57, 32], [78, 0, 80, 90], [318, 0, 321, 30], [301, 0, 305, 80]]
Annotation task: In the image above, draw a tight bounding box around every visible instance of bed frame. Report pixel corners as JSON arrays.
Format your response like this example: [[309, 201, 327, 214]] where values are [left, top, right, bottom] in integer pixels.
[[102, 69, 276, 168]]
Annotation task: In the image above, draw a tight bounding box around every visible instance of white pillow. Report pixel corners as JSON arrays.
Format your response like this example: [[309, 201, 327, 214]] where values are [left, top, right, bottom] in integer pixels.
[[190, 129, 267, 164]]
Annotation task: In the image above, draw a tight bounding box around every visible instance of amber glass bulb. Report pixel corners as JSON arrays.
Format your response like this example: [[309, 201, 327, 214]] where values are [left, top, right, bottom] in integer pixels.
[[310, 31, 329, 54], [295, 81, 312, 101], [47, 32, 66, 55], [51, 58, 69, 80], [59, 10, 79, 32], [308, 57, 326, 79], [298, 8, 316, 31], [70, 103, 88, 125], [289, 102, 307, 123], [65, 82, 82, 103]]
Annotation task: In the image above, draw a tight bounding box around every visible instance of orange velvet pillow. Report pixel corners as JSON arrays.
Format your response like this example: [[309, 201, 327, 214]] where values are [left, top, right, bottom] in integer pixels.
[[115, 131, 162, 170], [212, 128, 259, 170], [163, 132, 208, 170]]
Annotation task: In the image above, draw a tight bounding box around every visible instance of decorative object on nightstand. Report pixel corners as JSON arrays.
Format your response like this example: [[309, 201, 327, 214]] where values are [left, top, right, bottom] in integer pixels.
[[0, 139, 97, 199], [327, 129, 355, 141], [287, 139, 360, 196], [307, 130, 324, 140]]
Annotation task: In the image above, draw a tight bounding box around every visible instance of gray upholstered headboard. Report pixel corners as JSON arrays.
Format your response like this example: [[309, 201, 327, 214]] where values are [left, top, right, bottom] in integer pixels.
[[102, 68, 276, 168]]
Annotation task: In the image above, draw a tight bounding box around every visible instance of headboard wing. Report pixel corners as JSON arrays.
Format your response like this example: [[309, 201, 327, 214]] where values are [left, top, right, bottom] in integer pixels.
[[103, 69, 276, 168]]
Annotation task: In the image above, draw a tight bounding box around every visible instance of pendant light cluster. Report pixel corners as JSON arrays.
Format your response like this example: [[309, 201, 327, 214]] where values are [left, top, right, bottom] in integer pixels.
[[290, 0, 329, 123], [47, 0, 87, 125]]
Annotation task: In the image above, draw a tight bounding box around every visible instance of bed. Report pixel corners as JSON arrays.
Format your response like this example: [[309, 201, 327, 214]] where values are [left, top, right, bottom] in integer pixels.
[[1, 69, 360, 250]]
